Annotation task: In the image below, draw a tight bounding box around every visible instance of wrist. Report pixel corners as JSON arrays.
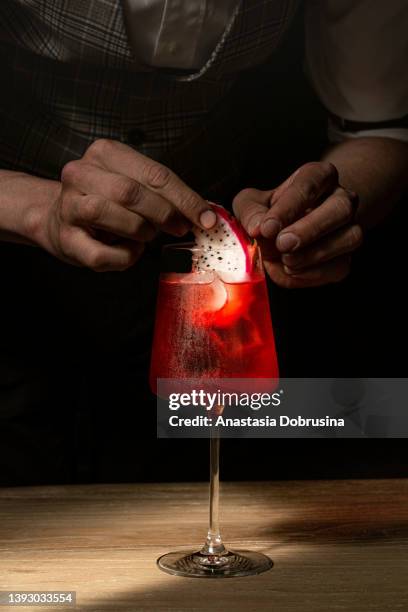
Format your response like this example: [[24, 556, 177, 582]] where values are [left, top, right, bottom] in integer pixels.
[[0, 172, 61, 246], [322, 137, 408, 229], [22, 181, 61, 246]]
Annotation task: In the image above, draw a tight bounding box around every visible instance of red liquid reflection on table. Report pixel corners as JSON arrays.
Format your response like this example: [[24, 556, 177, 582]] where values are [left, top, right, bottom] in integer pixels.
[[150, 265, 279, 394]]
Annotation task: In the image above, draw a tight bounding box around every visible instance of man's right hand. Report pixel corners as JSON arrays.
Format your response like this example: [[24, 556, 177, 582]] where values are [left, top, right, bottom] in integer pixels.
[[31, 139, 216, 271]]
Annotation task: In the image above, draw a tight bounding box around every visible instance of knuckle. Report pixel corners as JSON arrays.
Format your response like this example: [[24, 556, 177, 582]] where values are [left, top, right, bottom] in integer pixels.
[[81, 195, 107, 223], [292, 179, 318, 203], [233, 188, 257, 205], [301, 161, 338, 183], [61, 160, 81, 184], [87, 138, 115, 160], [320, 161, 339, 182], [233, 189, 266, 220], [86, 249, 109, 272], [348, 225, 363, 248], [144, 163, 171, 189], [333, 195, 353, 220], [114, 177, 142, 204], [300, 161, 320, 172], [296, 162, 338, 197], [302, 161, 324, 177]]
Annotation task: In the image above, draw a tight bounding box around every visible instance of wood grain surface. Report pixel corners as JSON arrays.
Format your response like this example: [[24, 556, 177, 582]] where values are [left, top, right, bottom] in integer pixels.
[[0, 479, 407, 612]]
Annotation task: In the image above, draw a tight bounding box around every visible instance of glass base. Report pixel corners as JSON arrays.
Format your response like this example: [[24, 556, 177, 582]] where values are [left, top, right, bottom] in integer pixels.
[[157, 549, 273, 578]]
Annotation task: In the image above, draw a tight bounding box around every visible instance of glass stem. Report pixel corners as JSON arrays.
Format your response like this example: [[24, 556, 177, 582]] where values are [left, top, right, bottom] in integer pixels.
[[201, 417, 226, 557]]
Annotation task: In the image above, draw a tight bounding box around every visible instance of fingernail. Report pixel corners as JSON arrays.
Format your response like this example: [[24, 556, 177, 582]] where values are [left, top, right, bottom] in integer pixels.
[[277, 232, 300, 253], [261, 218, 281, 239], [248, 214, 264, 237], [283, 265, 295, 275], [200, 210, 217, 229], [282, 253, 294, 265]]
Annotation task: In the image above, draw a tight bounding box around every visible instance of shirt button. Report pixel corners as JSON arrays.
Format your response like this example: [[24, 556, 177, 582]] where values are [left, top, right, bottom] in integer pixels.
[[128, 128, 146, 146]]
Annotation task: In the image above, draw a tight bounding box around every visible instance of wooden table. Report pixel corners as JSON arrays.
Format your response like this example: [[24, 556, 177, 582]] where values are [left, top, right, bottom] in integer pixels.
[[0, 480, 407, 611]]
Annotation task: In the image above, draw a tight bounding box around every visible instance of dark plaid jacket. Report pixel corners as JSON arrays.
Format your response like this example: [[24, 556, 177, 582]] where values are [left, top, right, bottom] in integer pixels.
[[0, 0, 299, 194]]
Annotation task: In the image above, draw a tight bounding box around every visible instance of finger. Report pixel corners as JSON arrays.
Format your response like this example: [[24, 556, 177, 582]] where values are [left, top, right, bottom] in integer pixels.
[[264, 260, 322, 288], [61, 161, 191, 236], [59, 227, 144, 271], [232, 188, 274, 237], [83, 139, 216, 229], [265, 256, 351, 288], [283, 255, 352, 283], [276, 187, 357, 253], [65, 194, 157, 242], [282, 224, 363, 270], [260, 162, 339, 240]]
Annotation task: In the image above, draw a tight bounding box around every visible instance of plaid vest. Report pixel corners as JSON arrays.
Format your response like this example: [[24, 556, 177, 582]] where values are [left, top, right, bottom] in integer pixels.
[[0, 0, 299, 195]]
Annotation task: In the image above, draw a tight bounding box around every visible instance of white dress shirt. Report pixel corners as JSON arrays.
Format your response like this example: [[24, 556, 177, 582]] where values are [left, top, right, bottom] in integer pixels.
[[122, 0, 239, 70], [122, 0, 408, 142], [305, 0, 408, 143]]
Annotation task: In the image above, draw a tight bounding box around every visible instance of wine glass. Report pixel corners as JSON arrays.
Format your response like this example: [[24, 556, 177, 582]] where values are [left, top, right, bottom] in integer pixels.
[[150, 243, 278, 577]]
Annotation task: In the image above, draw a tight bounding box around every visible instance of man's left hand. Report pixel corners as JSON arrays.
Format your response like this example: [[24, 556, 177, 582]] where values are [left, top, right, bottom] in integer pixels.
[[233, 162, 363, 288]]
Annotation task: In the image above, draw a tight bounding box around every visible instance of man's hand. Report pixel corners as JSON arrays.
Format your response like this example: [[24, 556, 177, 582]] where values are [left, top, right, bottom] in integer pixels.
[[233, 162, 363, 288], [32, 139, 216, 271]]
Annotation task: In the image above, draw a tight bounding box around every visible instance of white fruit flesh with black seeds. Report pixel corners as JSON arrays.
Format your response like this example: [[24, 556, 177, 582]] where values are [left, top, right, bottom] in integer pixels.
[[192, 203, 253, 282]]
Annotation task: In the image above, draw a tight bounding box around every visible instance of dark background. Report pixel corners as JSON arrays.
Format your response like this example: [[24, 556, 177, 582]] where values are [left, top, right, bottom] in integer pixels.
[[0, 6, 406, 486]]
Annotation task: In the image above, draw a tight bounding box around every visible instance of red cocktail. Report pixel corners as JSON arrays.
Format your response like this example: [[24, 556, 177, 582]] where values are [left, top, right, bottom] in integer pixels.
[[150, 265, 278, 385], [150, 205, 278, 578]]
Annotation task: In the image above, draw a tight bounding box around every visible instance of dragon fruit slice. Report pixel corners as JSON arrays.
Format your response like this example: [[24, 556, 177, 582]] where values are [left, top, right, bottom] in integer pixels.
[[193, 203, 254, 281]]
